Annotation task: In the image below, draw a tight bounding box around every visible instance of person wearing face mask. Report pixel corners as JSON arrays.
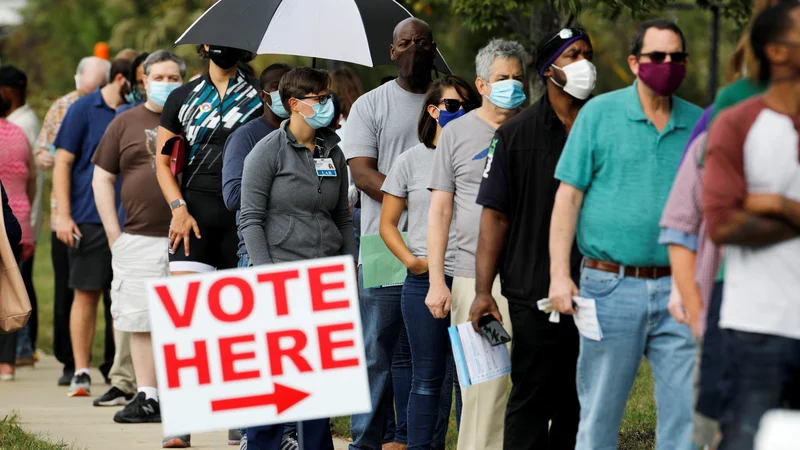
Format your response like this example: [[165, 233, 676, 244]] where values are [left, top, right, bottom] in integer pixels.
[[89, 50, 186, 424], [52, 57, 134, 398], [116, 52, 151, 116], [155, 43, 261, 449], [379, 75, 477, 450], [345, 17, 438, 450], [425, 38, 527, 450], [467, 28, 594, 449], [239, 67, 355, 450], [548, 19, 702, 450]]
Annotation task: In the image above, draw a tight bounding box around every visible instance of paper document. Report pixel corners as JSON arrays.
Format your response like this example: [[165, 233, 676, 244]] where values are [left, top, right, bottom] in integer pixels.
[[573, 296, 603, 341], [360, 233, 408, 288], [537, 298, 561, 323], [449, 322, 511, 387]]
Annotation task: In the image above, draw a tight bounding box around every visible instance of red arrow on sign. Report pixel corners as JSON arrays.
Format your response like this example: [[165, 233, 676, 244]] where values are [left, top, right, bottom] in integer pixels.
[[210, 383, 311, 414]]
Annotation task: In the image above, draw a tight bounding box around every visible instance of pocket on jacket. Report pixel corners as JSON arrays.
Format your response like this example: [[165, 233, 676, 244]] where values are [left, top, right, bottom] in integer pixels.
[[267, 215, 295, 246]]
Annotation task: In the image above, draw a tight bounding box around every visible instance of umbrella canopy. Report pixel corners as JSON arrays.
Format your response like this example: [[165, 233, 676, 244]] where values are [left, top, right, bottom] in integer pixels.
[[176, 0, 450, 72]]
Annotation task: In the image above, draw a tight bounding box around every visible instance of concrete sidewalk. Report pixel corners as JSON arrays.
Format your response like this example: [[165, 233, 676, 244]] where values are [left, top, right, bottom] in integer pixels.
[[0, 354, 350, 449]]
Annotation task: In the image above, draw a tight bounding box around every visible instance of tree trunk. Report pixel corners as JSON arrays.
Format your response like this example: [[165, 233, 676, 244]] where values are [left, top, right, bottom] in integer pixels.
[[521, 1, 563, 102]]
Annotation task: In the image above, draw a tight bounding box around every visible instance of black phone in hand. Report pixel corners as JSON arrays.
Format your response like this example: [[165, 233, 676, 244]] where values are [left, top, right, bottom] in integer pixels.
[[478, 315, 511, 347]]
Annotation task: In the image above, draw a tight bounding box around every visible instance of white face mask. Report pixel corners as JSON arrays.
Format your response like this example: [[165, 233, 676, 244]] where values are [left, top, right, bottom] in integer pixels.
[[550, 59, 596, 100], [74, 74, 81, 92]]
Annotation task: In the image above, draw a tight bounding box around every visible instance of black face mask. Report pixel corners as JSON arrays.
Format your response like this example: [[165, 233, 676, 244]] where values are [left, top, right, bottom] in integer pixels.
[[209, 46, 243, 70], [395, 45, 435, 86]]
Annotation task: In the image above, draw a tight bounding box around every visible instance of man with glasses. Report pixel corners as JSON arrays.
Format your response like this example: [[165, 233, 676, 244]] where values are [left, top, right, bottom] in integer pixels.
[[470, 28, 593, 449], [548, 19, 702, 449]]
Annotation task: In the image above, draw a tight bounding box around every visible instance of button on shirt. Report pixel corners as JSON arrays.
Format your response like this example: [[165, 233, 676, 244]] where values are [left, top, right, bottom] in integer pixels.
[[54, 88, 119, 225], [555, 82, 703, 267]]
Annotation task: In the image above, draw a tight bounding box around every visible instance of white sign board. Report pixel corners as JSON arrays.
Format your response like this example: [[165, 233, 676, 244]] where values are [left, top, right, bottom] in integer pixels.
[[147, 256, 370, 436]]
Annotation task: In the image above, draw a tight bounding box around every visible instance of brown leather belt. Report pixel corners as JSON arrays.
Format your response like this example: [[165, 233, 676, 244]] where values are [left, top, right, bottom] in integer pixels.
[[584, 258, 671, 279]]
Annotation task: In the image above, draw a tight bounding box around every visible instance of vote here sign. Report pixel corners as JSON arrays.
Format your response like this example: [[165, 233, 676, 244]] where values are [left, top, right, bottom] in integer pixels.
[[147, 256, 370, 436]]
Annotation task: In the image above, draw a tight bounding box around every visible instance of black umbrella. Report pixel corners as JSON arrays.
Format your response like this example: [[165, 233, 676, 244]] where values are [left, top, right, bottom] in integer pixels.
[[176, 0, 451, 72]]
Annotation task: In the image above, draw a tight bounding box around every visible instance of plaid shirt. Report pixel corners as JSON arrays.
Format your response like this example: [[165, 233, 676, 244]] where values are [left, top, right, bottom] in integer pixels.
[[36, 90, 81, 229], [659, 132, 723, 336]]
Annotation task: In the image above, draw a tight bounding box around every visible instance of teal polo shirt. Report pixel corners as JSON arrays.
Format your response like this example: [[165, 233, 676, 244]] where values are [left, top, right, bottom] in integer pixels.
[[555, 82, 703, 267]]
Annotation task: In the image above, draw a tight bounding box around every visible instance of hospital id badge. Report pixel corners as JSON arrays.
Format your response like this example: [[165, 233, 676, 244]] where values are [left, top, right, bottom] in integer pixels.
[[314, 158, 337, 177]]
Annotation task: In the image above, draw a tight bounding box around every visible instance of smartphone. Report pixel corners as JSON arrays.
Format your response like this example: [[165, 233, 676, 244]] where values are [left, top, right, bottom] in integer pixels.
[[478, 315, 511, 347], [72, 233, 81, 249]]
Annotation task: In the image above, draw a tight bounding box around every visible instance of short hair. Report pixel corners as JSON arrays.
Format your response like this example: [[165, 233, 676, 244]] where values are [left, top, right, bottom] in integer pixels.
[[143, 50, 187, 79], [76, 57, 111, 82], [259, 63, 292, 91], [418, 75, 479, 149], [630, 19, 686, 56], [328, 90, 342, 130], [109, 58, 133, 84], [392, 18, 432, 44], [475, 39, 529, 81], [278, 67, 331, 112], [114, 48, 139, 63], [750, 1, 800, 82]]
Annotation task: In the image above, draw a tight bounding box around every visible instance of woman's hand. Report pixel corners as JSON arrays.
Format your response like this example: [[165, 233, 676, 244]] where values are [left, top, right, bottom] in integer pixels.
[[169, 208, 201, 256], [425, 281, 452, 319], [406, 256, 428, 275]]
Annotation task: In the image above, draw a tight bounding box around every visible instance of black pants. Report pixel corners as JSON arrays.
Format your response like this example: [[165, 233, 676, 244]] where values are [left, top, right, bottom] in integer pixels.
[[504, 301, 580, 450], [19, 253, 37, 350], [51, 232, 114, 376]]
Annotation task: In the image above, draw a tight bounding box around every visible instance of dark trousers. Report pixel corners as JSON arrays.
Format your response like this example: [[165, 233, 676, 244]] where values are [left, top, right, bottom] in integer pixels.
[[51, 232, 115, 376], [17, 253, 37, 353], [697, 281, 728, 419], [719, 330, 800, 450], [247, 419, 333, 450], [505, 301, 580, 450]]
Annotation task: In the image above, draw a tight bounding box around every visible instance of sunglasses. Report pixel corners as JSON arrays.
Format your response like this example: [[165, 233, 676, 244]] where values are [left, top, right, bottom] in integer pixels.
[[638, 51, 688, 64], [296, 94, 331, 105], [542, 28, 589, 50], [439, 99, 466, 113]]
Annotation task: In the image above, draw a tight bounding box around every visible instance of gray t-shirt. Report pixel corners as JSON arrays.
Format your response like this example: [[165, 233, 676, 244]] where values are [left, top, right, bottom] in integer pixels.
[[428, 110, 496, 278], [343, 80, 425, 260], [382, 143, 457, 276]]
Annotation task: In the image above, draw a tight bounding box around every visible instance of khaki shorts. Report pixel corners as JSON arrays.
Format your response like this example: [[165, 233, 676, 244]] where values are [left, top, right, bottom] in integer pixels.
[[110, 233, 169, 332]]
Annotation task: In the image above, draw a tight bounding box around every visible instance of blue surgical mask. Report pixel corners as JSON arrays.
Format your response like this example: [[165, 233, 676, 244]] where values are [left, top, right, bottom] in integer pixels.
[[486, 79, 526, 110], [148, 81, 182, 107], [268, 90, 290, 119], [436, 107, 465, 128], [124, 90, 140, 105], [298, 99, 335, 130]]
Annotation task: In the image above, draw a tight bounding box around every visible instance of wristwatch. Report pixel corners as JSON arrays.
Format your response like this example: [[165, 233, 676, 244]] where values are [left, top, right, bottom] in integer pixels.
[[170, 199, 187, 211]]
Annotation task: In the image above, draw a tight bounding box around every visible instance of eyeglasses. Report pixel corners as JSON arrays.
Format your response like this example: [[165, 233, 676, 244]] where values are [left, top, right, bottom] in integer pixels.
[[296, 94, 331, 105], [638, 52, 688, 64], [439, 99, 466, 113], [541, 28, 589, 50]]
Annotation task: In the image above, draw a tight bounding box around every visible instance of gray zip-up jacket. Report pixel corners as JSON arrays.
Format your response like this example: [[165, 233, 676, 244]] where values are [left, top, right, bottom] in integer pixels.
[[239, 121, 356, 265]]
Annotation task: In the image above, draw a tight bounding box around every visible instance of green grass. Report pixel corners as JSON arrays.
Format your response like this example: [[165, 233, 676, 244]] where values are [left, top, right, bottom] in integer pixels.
[[0, 413, 84, 450], [330, 362, 657, 449]]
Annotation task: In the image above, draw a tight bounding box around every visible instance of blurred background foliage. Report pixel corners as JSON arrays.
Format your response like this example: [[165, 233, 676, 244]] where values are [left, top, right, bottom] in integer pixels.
[[3, 0, 756, 111]]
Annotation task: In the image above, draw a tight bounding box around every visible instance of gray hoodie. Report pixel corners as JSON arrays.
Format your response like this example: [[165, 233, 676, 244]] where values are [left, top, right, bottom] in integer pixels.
[[239, 121, 356, 265]]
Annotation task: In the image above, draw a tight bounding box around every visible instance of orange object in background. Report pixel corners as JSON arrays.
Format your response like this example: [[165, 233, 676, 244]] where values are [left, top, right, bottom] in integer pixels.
[[94, 42, 110, 60]]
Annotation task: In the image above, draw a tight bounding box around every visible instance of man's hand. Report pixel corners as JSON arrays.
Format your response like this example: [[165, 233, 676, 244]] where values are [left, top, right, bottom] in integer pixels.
[[425, 281, 452, 319], [21, 243, 35, 261], [549, 274, 578, 315], [406, 256, 428, 275], [36, 151, 55, 171], [469, 293, 502, 332], [667, 286, 688, 324], [169, 208, 201, 256], [744, 193, 785, 216], [685, 298, 703, 338], [56, 216, 81, 248]]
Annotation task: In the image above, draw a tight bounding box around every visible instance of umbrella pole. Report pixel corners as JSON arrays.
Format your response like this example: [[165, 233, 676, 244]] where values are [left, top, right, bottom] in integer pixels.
[[297, 421, 305, 450], [312, 57, 317, 68]]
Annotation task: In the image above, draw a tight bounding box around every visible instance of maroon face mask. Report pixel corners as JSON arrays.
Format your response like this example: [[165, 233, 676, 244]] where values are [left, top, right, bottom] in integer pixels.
[[637, 62, 686, 96]]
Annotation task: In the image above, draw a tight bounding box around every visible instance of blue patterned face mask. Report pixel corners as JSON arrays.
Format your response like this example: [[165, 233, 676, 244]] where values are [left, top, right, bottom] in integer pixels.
[[485, 79, 526, 110]]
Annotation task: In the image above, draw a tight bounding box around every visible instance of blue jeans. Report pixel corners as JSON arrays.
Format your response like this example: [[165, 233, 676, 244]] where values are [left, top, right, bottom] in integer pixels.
[[238, 253, 250, 268], [401, 272, 455, 450], [247, 419, 332, 450], [576, 267, 695, 450], [718, 330, 800, 450], [350, 267, 407, 449]]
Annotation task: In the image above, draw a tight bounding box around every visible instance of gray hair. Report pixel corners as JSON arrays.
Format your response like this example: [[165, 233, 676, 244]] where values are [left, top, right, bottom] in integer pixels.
[[475, 39, 529, 81], [143, 50, 187, 79], [76, 57, 111, 82]]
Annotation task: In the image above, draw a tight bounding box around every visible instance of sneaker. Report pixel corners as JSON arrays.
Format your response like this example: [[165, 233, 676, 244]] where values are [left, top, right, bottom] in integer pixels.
[[280, 434, 298, 450], [15, 356, 34, 367], [162, 435, 191, 448], [114, 392, 161, 423], [228, 429, 242, 445], [67, 373, 91, 397], [239, 434, 247, 450], [58, 370, 74, 387], [94, 386, 135, 407]]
